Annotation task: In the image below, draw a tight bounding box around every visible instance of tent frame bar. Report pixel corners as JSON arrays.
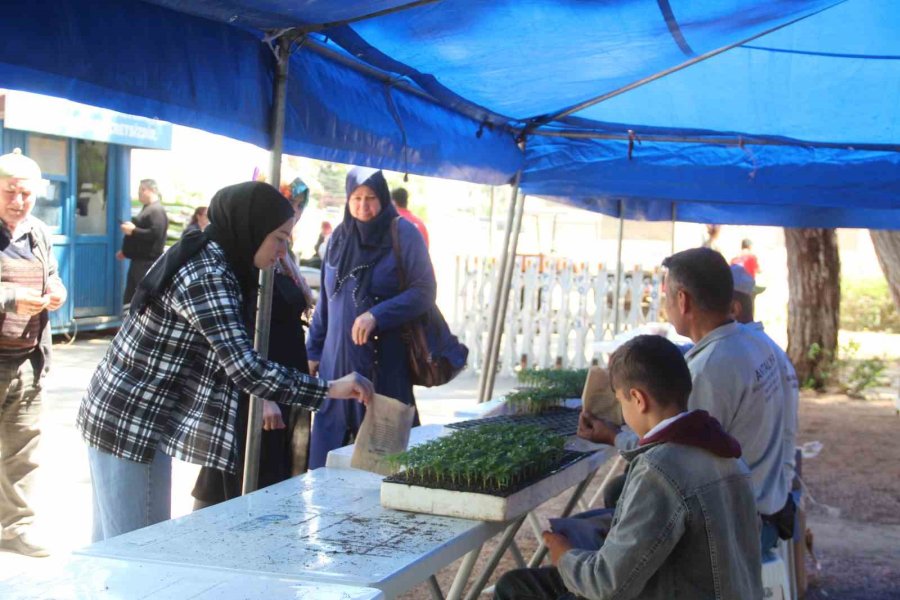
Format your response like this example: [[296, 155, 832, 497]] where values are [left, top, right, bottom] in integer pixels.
[[519, 1, 846, 136], [243, 36, 290, 496], [524, 128, 899, 152]]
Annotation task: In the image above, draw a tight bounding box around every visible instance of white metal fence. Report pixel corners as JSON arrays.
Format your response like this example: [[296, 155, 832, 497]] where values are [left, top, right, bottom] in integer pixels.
[[453, 256, 663, 373]]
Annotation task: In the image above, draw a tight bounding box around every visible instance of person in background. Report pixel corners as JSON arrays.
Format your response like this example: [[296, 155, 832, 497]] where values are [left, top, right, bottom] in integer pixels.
[[0, 149, 67, 557], [731, 238, 761, 279], [495, 336, 762, 600], [192, 179, 317, 508], [589, 248, 789, 554], [391, 187, 429, 248], [315, 221, 333, 258], [181, 206, 209, 237], [700, 224, 722, 254], [731, 263, 799, 551], [306, 168, 436, 469], [300, 221, 332, 269], [117, 179, 168, 305], [79, 182, 372, 541]]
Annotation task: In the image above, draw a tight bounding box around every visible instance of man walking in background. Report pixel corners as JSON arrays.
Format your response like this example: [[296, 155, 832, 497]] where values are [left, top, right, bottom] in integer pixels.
[[117, 179, 168, 306], [0, 149, 67, 557], [391, 187, 429, 248]]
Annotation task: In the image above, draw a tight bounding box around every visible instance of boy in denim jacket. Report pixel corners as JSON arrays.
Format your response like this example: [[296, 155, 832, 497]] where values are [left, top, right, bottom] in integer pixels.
[[495, 335, 763, 600]]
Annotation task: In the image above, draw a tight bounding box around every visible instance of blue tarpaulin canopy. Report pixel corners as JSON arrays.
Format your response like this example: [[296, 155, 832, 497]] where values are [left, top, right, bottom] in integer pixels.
[[1, 0, 897, 227]]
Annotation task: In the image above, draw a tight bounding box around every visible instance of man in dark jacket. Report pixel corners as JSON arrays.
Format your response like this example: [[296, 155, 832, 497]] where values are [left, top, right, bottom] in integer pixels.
[[495, 335, 762, 600], [117, 178, 168, 305], [0, 149, 67, 557]]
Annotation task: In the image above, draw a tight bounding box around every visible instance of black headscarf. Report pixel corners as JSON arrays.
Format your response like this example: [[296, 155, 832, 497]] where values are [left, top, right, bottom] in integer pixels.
[[131, 181, 295, 314], [327, 167, 399, 297]]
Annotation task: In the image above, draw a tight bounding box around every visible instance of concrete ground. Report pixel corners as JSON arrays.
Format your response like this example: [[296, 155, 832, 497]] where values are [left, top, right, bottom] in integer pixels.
[[0, 333, 518, 575]]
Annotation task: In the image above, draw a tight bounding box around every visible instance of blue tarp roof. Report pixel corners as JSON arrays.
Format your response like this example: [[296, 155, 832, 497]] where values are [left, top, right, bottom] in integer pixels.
[[1, 0, 897, 227]]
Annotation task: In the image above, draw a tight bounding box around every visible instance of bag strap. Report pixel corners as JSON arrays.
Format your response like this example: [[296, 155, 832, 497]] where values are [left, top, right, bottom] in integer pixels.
[[391, 216, 409, 291]]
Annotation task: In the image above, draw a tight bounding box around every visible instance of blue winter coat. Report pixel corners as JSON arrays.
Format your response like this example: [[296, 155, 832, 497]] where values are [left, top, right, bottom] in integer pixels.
[[306, 218, 434, 468]]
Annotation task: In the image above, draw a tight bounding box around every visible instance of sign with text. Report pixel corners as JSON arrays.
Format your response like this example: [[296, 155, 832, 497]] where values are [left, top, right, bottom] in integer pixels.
[[3, 91, 172, 150]]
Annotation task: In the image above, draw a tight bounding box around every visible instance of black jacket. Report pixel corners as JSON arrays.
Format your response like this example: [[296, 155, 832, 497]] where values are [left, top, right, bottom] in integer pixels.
[[122, 201, 168, 260]]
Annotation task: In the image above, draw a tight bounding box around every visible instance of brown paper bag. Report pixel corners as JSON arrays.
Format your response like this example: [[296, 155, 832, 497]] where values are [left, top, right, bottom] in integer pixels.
[[350, 394, 416, 476], [581, 366, 622, 425]]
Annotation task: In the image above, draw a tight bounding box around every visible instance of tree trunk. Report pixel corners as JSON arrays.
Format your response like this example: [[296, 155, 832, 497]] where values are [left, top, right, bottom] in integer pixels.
[[870, 230, 900, 310], [785, 228, 840, 388]]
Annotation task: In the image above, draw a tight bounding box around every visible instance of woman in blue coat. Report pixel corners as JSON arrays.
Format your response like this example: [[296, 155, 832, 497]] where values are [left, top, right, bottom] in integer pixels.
[[307, 167, 435, 469]]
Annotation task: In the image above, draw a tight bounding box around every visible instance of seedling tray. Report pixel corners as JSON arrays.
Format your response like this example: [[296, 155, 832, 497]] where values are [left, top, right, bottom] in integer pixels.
[[446, 406, 580, 437], [381, 451, 592, 521]]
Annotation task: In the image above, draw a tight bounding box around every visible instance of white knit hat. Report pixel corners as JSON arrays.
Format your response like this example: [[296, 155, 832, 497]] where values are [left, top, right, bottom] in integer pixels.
[[0, 148, 41, 181]]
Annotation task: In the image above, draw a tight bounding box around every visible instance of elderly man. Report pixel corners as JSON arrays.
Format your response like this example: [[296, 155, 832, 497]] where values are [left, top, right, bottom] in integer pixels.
[[589, 248, 790, 553], [117, 178, 168, 305], [0, 149, 67, 557]]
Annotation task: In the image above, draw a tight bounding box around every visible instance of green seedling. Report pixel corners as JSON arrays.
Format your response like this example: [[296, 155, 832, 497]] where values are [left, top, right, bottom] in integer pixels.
[[386, 424, 566, 494]]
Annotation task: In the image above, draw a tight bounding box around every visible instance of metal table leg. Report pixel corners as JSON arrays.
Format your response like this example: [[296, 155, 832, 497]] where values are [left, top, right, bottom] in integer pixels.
[[427, 575, 445, 600], [508, 541, 527, 569], [462, 515, 527, 600], [527, 511, 544, 539], [445, 545, 483, 600], [585, 456, 625, 509]]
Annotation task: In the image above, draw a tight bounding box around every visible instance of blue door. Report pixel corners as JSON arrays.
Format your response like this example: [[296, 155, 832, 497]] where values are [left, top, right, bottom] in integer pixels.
[[71, 140, 117, 318]]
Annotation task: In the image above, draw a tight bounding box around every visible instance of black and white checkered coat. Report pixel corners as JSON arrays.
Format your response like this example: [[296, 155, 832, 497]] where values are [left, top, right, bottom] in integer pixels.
[[77, 242, 327, 473]]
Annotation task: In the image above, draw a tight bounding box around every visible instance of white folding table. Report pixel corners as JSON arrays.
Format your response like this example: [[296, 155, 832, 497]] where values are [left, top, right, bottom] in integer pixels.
[[0, 554, 384, 599], [78, 468, 508, 599]]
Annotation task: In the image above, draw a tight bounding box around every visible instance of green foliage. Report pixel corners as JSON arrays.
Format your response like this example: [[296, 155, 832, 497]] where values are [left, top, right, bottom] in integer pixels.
[[386, 424, 565, 493], [505, 387, 568, 414], [517, 368, 588, 397], [840, 278, 900, 333], [837, 341, 889, 398], [802, 342, 834, 390], [316, 162, 349, 206], [802, 340, 889, 397], [509, 368, 588, 414]]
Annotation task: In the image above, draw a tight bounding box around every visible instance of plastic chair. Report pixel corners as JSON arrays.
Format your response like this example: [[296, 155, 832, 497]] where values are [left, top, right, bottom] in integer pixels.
[[761, 551, 791, 600]]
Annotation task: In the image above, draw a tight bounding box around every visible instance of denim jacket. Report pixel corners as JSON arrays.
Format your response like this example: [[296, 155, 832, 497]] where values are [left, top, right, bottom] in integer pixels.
[[559, 411, 763, 600]]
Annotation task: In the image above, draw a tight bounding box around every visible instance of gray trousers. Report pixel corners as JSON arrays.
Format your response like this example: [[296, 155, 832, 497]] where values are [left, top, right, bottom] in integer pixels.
[[0, 355, 42, 539]]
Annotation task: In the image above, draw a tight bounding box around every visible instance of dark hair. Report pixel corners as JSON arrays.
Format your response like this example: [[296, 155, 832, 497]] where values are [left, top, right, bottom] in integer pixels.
[[189, 205, 208, 226], [608, 335, 692, 411], [741, 238, 752, 250], [732, 290, 755, 324], [391, 187, 409, 208], [662, 247, 733, 314]]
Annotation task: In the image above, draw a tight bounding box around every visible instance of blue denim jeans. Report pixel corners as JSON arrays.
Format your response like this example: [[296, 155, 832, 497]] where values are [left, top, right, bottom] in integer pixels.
[[87, 446, 171, 542]]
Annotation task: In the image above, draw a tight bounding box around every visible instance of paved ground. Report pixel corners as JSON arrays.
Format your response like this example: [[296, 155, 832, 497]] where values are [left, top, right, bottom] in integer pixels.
[[0, 332, 518, 576]]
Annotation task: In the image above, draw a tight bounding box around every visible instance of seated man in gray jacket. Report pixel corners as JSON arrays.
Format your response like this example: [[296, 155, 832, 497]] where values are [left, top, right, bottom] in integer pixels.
[[494, 335, 762, 600]]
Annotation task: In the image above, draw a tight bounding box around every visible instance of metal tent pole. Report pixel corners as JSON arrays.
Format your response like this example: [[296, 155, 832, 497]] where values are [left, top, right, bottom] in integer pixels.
[[612, 200, 625, 335], [477, 173, 521, 403], [243, 36, 290, 495], [670, 203, 677, 255], [483, 189, 527, 401], [483, 188, 527, 403]]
